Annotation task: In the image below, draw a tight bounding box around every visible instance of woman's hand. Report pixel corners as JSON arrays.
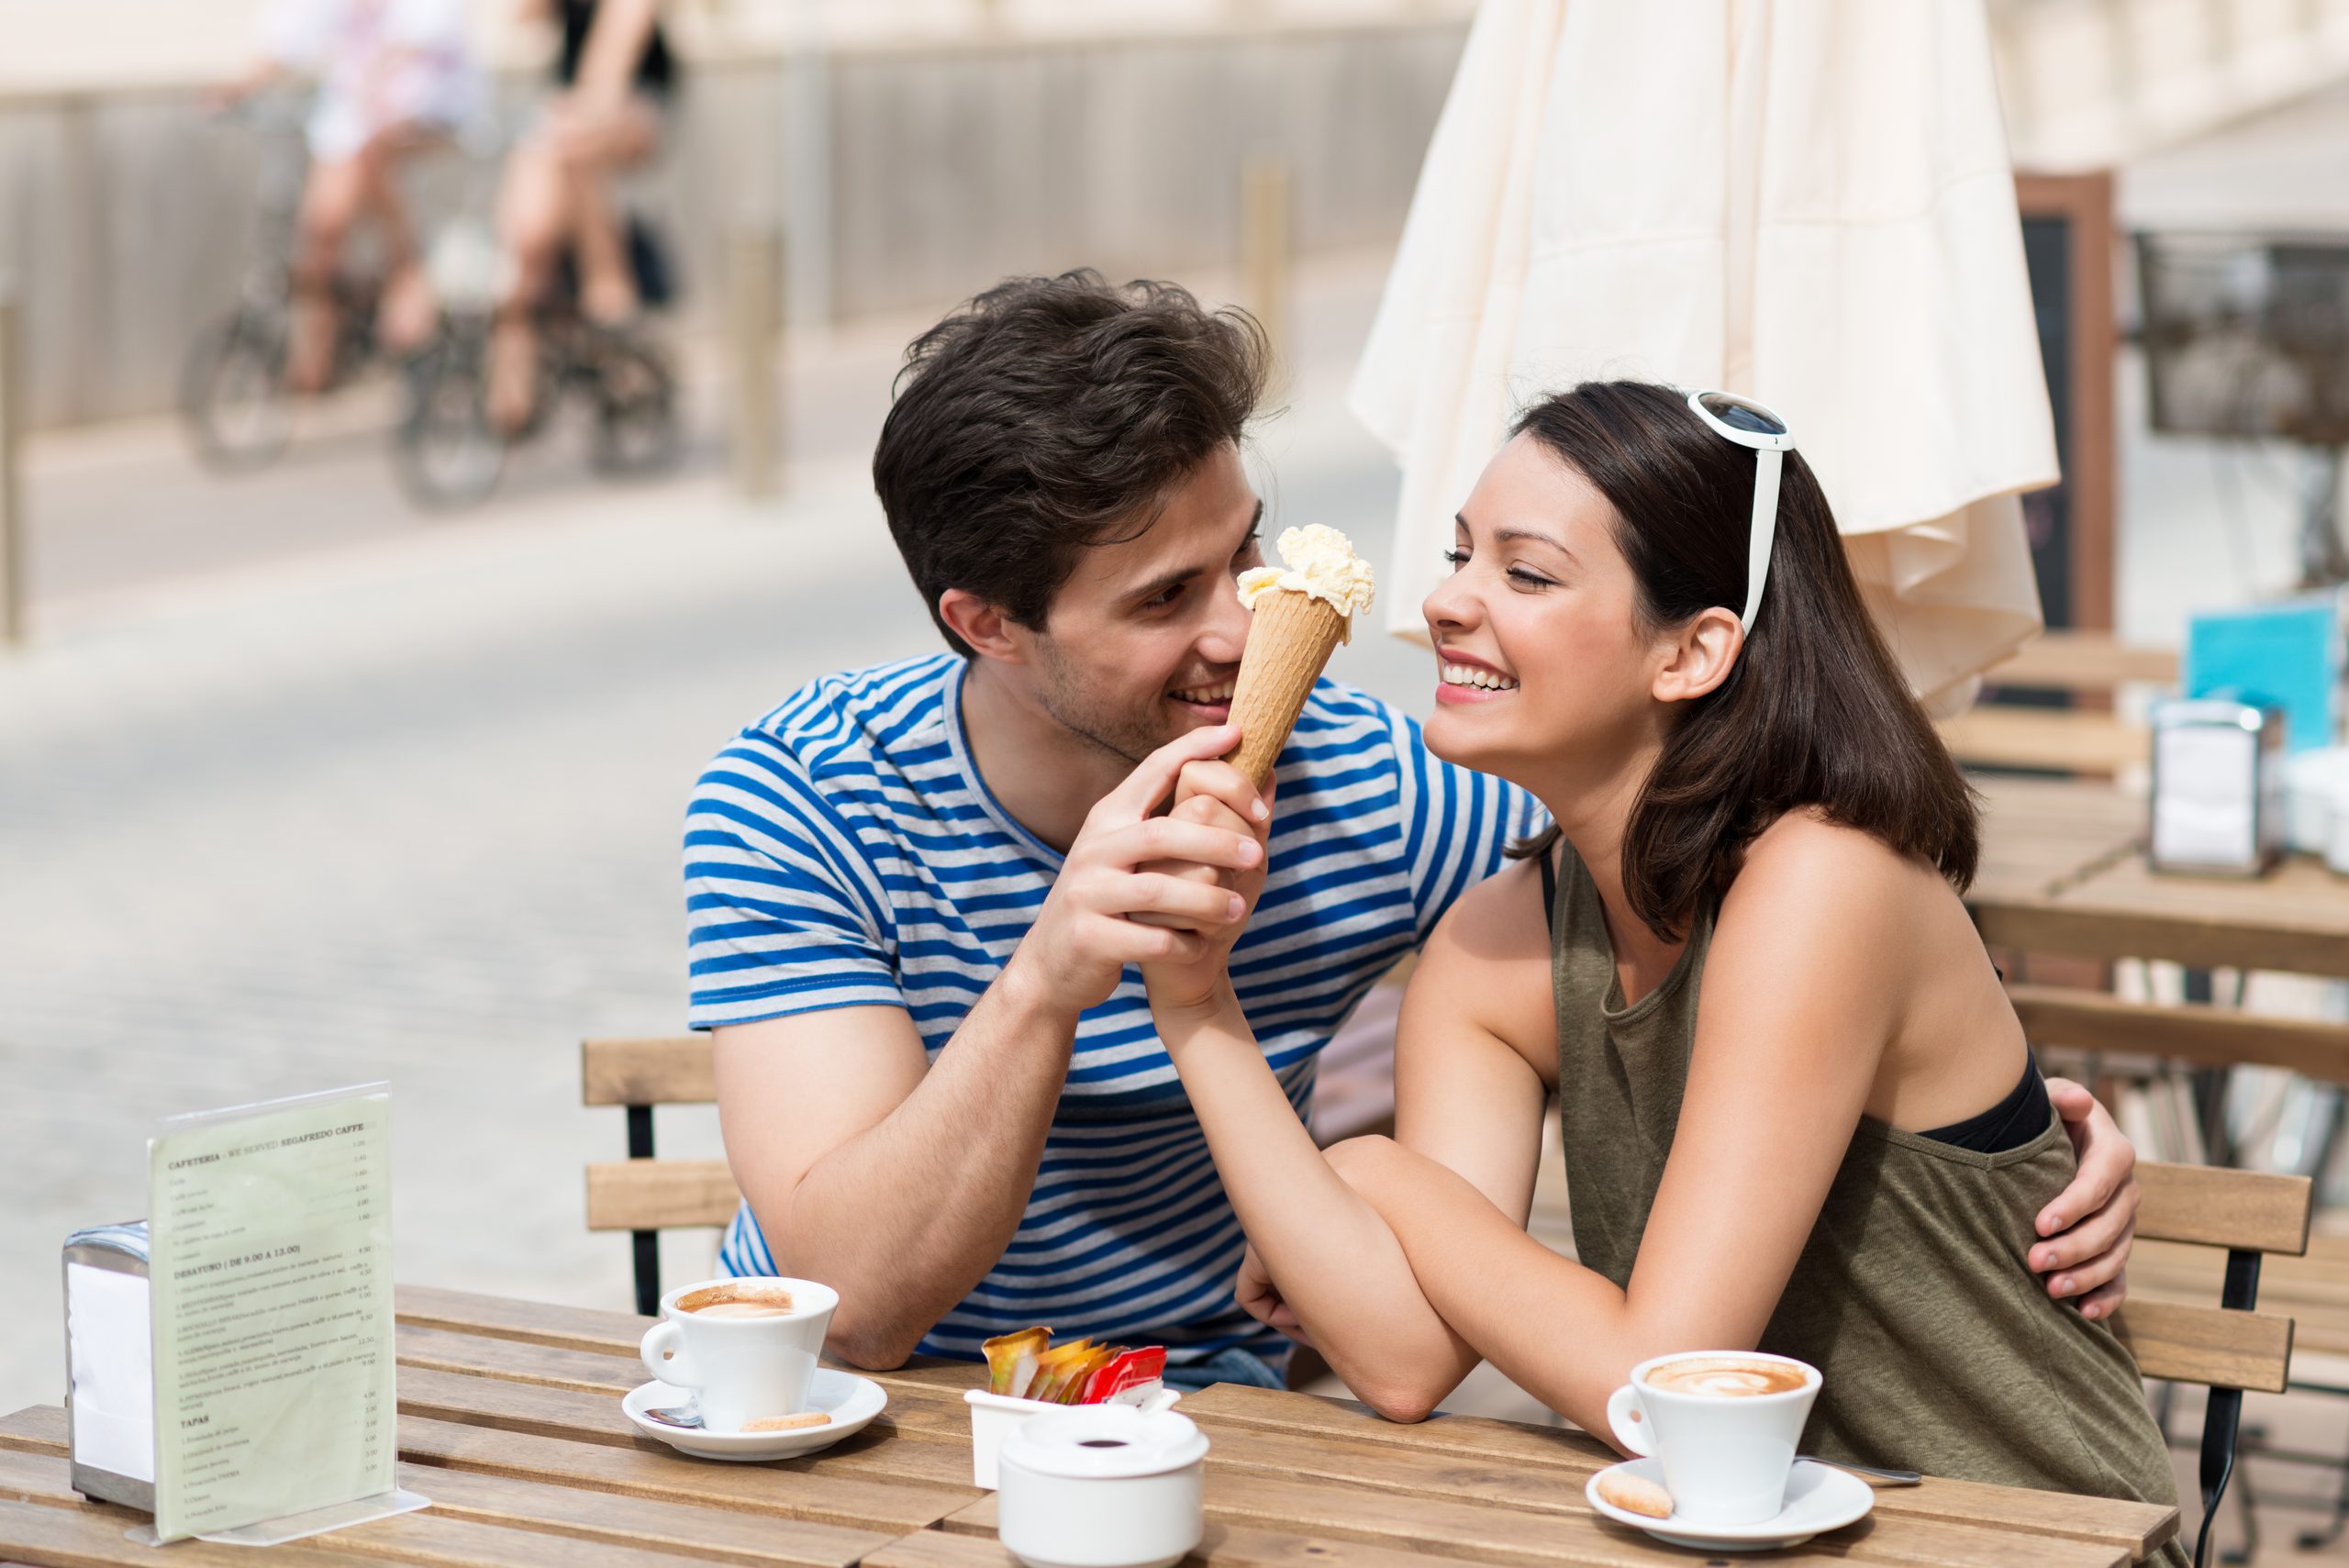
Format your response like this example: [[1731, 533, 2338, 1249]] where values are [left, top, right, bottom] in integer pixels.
[[1234, 1242, 1316, 1350], [2032, 1077, 2139, 1321], [1139, 759, 1273, 1017]]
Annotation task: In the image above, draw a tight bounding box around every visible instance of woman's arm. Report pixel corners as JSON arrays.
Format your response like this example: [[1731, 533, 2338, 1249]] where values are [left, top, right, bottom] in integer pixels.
[[1360, 817, 1918, 1437], [1144, 806, 1553, 1419]]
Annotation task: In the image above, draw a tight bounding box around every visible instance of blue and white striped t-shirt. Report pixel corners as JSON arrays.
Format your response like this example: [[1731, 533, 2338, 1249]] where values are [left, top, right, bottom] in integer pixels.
[[685, 652, 1534, 1370]]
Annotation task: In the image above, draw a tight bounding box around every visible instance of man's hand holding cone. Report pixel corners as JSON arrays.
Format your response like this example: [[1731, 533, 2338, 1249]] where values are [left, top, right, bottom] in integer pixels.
[[1132, 526, 1375, 941]]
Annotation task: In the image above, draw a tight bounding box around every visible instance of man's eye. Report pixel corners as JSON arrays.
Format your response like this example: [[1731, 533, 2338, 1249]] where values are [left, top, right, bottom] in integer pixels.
[[1145, 585, 1185, 609]]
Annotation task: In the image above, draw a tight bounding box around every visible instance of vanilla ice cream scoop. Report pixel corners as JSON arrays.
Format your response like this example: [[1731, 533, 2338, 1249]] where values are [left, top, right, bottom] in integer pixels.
[[1237, 525, 1375, 641]]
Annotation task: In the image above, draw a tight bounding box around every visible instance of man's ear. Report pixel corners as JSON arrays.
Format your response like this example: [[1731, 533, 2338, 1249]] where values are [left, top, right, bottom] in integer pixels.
[[1652, 606, 1744, 705], [939, 588, 1030, 665]]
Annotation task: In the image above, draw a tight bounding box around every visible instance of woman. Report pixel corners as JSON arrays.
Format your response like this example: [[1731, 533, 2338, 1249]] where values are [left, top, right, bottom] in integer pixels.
[[487, 0, 674, 431], [223, 0, 481, 390], [1140, 380, 2181, 1533]]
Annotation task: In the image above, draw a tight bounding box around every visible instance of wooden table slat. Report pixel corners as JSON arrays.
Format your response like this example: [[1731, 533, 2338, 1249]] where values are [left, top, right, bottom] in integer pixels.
[[0, 1448, 724, 1568], [395, 1366, 981, 1491], [941, 1474, 2132, 1568], [396, 1324, 641, 1395], [866, 1523, 1500, 1568], [0, 1491, 377, 1568], [393, 1288, 985, 1400], [395, 1286, 651, 1358], [390, 1462, 896, 1568], [397, 1413, 970, 1532], [1180, 1385, 2173, 1561]]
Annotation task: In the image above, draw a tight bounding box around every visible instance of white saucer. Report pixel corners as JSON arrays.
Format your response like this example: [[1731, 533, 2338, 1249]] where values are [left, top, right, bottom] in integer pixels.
[[623, 1369, 887, 1462], [1585, 1458, 1875, 1551]]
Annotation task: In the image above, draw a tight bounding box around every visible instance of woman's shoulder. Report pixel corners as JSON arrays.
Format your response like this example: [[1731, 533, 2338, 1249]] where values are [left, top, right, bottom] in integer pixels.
[[1405, 854, 1558, 1065], [1433, 851, 1553, 954], [1717, 811, 1952, 955]]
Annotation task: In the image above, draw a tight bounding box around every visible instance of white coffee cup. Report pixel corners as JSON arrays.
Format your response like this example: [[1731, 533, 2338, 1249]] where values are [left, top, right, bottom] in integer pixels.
[[1605, 1351, 1821, 1525], [639, 1277, 839, 1435]]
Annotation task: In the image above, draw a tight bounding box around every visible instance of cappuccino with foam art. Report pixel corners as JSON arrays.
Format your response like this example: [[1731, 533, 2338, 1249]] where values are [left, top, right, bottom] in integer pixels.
[[1642, 1356, 1809, 1397]]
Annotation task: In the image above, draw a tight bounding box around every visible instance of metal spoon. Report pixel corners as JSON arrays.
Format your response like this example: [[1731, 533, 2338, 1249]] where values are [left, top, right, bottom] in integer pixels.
[[641, 1404, 705, 1430], [1799, 1454, 1920, 1485]]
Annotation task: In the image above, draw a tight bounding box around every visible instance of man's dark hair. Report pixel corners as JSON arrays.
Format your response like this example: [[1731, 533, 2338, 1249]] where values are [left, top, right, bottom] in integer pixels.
[[1506, 380, 1980, 942], [874, 271, 1271, 657]]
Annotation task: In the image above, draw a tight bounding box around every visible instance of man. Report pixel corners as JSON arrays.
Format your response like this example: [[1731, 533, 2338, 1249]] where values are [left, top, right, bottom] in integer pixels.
[[685, 271, 2138, 1389]]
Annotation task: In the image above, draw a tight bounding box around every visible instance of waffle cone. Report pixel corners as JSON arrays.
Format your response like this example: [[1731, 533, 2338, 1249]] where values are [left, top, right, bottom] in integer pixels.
[[1227, 589, 1347, 788]]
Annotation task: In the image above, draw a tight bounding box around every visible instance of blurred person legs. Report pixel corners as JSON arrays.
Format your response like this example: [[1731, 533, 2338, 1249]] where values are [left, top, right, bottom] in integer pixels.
[[288, 126, 445, 393], [251, 0, 481, 393], [490, 0, 672, 433]]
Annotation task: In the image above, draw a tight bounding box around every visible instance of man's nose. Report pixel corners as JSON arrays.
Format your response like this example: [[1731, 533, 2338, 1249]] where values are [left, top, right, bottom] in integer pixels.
[[1199, 575, 1254, 664]]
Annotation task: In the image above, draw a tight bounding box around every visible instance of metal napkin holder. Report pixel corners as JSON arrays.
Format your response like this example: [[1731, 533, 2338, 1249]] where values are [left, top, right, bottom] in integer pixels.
[[61, 1219, 154, 1511], [2149, 696, 2287, 876]]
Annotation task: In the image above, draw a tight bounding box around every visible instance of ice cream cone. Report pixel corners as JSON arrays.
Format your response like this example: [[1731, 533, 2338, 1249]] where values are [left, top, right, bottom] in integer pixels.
[[1226, 587, 1347, 788]]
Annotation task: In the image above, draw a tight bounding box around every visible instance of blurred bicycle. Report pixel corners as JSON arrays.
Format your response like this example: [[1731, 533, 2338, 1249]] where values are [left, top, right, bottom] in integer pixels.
[[186, 1, 481, 472], [179, 94, 376, 471], [395, 216, 680, 509], [393, 13, 683, 514]]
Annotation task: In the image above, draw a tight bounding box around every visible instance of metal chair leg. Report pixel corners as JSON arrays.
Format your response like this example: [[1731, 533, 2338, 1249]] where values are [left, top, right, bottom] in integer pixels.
[[2220, 1431, 2260, 1567], [2294, 1418, 2349, 1551], [2198, 1385, 2243, 1568], [628, 1103, 660, 1318]]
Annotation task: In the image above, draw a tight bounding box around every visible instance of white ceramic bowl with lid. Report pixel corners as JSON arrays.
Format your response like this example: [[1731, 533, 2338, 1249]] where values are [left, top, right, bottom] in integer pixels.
[[996, 1404, 1209, 1568]]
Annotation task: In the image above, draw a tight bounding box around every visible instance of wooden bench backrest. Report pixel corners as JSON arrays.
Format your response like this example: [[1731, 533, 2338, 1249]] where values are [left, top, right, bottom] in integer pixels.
[[1936, 707, 2146, 775], [582, 1035, 731, 1237], [2009, 983, 2349, 1084], [1938, 631, 2176, 776], [582, 1034, 716, 1108], [1986, 631, 2179, 693], [2108, 1161, 2311, 1394]]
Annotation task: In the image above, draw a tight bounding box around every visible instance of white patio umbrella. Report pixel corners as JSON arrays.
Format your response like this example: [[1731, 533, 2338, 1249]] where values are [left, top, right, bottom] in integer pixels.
[[1351, 0, 2054, 714]]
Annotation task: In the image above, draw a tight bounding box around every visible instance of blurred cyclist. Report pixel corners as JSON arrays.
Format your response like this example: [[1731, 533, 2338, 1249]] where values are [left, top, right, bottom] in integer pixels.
[[216, 0, 482, 391], [486, 0, 675, 433]]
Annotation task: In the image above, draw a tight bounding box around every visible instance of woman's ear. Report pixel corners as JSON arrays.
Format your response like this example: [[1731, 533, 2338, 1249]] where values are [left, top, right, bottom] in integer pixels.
[[939, 588, 1029, 665], [1652, 607, 1744, 704]]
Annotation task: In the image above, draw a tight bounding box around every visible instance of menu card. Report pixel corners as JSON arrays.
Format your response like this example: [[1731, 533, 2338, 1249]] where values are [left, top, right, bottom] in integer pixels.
[[145, 1085, 395, 1542]]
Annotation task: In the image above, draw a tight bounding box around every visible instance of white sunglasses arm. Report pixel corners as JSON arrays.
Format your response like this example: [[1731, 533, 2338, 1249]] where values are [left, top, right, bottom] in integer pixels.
[[1739, 449, 1783, 633]]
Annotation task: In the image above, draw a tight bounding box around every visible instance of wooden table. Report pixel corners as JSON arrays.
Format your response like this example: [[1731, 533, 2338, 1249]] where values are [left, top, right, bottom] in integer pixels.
[[0, 1287, 2176, 1568], [1970, 774, 2349, 979]]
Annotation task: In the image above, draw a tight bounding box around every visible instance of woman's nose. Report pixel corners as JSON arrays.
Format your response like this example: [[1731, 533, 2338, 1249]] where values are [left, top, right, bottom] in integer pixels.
[[1423, 569, 1478, 634]]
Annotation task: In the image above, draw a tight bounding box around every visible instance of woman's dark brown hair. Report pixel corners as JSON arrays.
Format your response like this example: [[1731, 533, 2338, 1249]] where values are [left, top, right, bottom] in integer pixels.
[[1508, 380, 1979, 942]]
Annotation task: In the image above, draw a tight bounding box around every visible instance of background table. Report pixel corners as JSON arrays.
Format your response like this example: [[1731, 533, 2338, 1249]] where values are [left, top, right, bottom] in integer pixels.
[[0, 1286, 2176, 1568], [1971, 775, 2349, 980]]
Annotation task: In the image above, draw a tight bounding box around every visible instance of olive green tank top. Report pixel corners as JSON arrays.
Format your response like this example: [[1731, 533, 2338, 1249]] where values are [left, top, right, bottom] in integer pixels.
[[1546, 842, 2182, 1557]]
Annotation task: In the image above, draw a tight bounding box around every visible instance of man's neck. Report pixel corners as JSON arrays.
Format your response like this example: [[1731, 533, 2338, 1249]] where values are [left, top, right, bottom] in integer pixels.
[[958, 661, 1133, 855]]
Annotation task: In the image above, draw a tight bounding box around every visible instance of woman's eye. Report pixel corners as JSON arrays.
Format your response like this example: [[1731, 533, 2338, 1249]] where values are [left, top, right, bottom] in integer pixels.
[[1507, 568, 1554, 589], [1441, 549, 1468, 570]]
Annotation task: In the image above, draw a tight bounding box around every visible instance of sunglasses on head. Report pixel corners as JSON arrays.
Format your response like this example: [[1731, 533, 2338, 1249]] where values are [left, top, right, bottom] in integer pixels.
[[1682, 389, 1797, 634]]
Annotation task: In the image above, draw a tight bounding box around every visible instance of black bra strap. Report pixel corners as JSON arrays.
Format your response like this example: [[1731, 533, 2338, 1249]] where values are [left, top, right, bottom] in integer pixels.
[[1540, 846, 1558, 939]]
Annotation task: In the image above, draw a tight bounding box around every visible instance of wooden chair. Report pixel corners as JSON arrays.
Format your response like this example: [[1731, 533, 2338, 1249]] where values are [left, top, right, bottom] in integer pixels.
[[2109, 1161, 2313, 1567], [2009, 984, 2349, 1086], [1938, 630, 2176, 776], [582, 1034, 738, 1317], [582, 967, 1421, 1317]]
